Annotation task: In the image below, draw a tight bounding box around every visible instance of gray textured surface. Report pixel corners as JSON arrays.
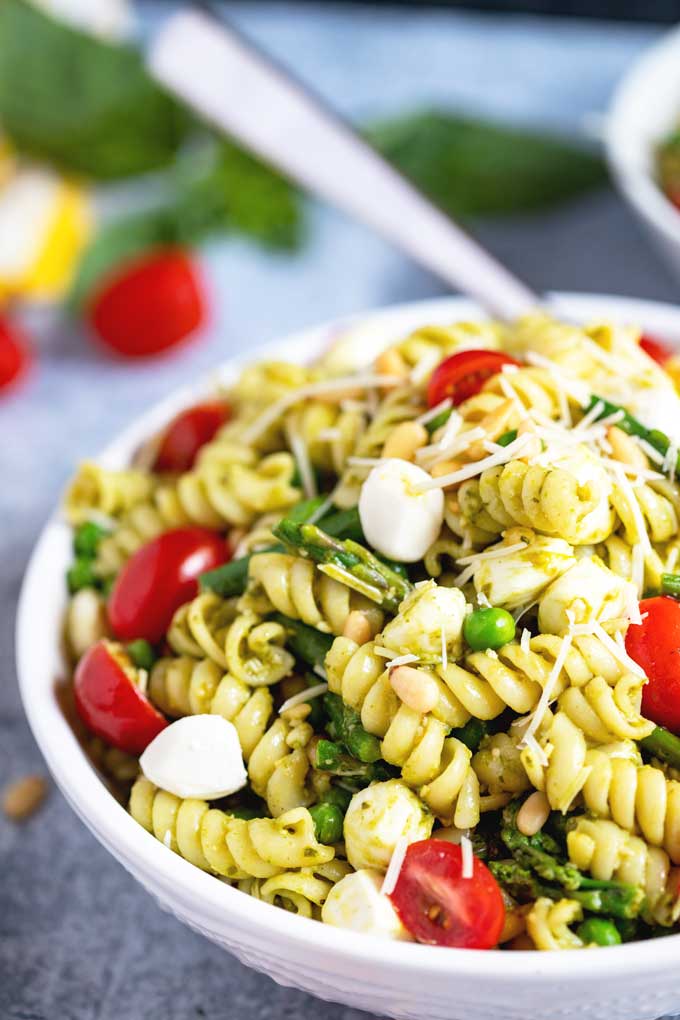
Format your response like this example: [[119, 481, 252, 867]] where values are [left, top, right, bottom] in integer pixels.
[[2, 4, 680, 1019]]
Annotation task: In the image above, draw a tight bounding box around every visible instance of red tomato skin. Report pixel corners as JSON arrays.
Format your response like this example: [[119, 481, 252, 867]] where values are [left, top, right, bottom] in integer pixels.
[[0, 316, 32, 394], [154, 402, 231, 473], [389, 839, 505, 949], [427, 350, 520, 408], [625, 595, 680, 733], [88, 249, 206, 359], [640, 334, 674, 366], [108, 528, 228, 643], [74, 640, 167, 754]]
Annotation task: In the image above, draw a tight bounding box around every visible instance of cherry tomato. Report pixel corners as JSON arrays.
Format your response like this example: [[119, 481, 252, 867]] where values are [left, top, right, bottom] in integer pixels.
[[625, 595, 680, 732], [640, 334, 674, 366], [388, 839, 505, 948], [108, 528, 228, 643], [427, 350, 520, 408], [154, 402, 231, 473], [74, 640, 167, 754], [0, 315, 32, 394], [88, 249, 206, 358]]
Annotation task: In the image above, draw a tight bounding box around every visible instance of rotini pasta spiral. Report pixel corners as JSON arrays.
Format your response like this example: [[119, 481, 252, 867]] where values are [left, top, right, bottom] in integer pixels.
[[526, 898, 584, 950], [129, 777, 333, 878], [392, 320, 503, 371], [458, 447, 616, 546], [248, 552, 383, 636], [239, 860, 353, 917], [65, 462, 153, 525], [168, 592, 295, 686], [285, 402, 366, 475]]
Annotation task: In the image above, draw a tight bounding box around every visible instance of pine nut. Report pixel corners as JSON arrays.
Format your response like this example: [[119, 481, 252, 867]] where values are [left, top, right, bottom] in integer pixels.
[[499, 907, 528, 944], [3, 775, 48, 821], [342, 610, 373, 645], [607, 425, 649, 469], [516, 791, 551, 836], [389, 665, 439, 714], [375, 347, 409, 378], [382, 421, 429, 461]]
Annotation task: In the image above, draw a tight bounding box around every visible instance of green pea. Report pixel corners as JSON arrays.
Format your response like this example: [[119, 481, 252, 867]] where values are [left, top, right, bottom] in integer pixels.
[[320, 786, 352, 813], [73, 521, 109, 559], [66, 558, 98, 594], [451, 718, 487, 752], [126, 639, 157, 671], [497, 429, 518, 448], [309, 802, 344, 845], [463, 606, 516, 651], [576, 918, 621, 947]]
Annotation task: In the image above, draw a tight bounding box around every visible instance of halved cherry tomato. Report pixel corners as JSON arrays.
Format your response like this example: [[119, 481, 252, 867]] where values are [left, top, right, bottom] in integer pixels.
[[388, 839, 505, 948], [0, 315, 32, 394], [625, 595, 680, 733], [88, 249, 206, 358], [108, 528, 228, 643], [154, 402, 231, 473], [74, 640, 167, 754], [427, 349, 520, 408], [640, 334, 674, 366]]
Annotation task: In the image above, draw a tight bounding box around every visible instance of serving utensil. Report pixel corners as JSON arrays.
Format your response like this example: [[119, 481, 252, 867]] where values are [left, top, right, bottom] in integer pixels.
[[147, 4, 539, 321]]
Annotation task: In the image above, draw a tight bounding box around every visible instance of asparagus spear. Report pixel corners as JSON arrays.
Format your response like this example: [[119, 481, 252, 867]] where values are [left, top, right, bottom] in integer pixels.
[[490, 860, 643, 920], [313, 738, 394, 782], [323, 691, 382, 763], [586, 395, 680, 480], [661, 573, 680, 598], [273, 519, 412, 612], [640, 725, 680, 770], [271, 613, 334, 669], [501, 801, 582, 890]]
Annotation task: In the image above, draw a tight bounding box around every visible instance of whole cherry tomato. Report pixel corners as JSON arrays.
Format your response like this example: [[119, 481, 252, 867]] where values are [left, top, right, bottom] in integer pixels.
[[108, 528, 228, 643], [427, 350, 520, 408], [625, 595, 680, 733], [154, 401, 231, 473], [74, 640, 167, 754], [388, 839, 505, 948], [640, 334, 674, 366], [88, 249, 206, 358], [0, 315, 32, 394]]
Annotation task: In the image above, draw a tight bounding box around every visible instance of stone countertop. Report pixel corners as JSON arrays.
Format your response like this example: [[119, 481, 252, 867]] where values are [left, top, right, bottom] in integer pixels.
[[1, 4, 678, 1019]]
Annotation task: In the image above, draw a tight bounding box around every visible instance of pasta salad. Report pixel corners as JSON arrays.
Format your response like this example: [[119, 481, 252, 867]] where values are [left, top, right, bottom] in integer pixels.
[[62, 311, 680, 951]]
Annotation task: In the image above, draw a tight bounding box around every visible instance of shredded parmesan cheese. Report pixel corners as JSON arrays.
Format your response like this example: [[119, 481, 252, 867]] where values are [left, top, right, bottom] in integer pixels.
[[415, 398, 453, 427], [525, 352, 590, 406], [313, 664, 328, 680], [286, 424, 317, 500], [460, 834, 474, 879], [388, 653, 420, 668], [609, 463, 652, 556], [522, 731, 550, 768], [415, 433, 533, 491], [519, 632, 573, 750], [278, 682, 328, 715], [456, 541, 528, 568], [520, 628, 531, 653], [381, 836, 409, 896], [569, 620, 646, 677]]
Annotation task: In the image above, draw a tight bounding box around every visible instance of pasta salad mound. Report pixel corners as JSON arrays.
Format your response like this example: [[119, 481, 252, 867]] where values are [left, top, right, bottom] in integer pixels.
[[62, 311, 680, 950]]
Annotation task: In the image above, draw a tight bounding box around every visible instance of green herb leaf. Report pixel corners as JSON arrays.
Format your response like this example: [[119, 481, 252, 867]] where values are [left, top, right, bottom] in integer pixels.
[[366, 110, 607, 218], [0, 0, 190, 179]]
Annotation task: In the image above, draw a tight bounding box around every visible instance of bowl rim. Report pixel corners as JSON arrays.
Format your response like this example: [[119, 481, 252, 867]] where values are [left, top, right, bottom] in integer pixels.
[[17, 290, 680, 981], [605, 22, 680, 250]]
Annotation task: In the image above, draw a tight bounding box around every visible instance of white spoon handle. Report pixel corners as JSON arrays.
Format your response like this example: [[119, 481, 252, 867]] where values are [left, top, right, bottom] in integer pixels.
[[148, 6, 539, 320]]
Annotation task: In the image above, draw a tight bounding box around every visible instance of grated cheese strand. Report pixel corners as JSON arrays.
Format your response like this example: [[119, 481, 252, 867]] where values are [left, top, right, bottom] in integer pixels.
[[415, 433, 533, 491], [461, 834, 474, 879], [456, 541, 528, 568], [381, 836, 409, 896], [519, 633, 573, 750], [278, 682, 328, 715], [415, 398, 453, 426], [286, 423, 317, 500]]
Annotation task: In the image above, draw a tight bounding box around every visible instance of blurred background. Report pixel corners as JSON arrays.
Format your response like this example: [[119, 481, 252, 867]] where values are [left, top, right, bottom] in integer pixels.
[[3, 2, 680, 1018]]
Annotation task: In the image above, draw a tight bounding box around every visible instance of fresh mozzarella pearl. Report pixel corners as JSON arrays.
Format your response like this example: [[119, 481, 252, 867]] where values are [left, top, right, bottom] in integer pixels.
[[343, 779, 433, 871], [359, 459, 444, 562], [321, 870, 413, 940], [140, 715, 247, 800]]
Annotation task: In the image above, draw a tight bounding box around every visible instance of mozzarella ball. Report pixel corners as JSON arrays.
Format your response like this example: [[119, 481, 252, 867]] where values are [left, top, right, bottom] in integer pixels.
[[140, 715, 247, 800], [343, 780, 433, 871], [380, 579, 467, 660], [359, 459, 444, 562], [321, 869, 413, 940]]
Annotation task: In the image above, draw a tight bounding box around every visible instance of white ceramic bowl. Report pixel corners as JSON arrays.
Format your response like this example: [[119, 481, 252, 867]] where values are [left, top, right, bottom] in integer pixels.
[[606, 25, 680, 285], [17, 293, 680, 1020]]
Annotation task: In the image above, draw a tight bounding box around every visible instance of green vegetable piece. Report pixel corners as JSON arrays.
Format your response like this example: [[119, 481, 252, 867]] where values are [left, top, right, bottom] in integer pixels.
[[661, 573, 680, 598], [497, 429, 518, 448], [490, 860, 642, 920], [320, 507, 365, 543], [286, 496, 328, 524], [323, 692, 382, 763], [126, 639, 157, 671], [501, 801, 582, 890], [0, 0, 189, 179], [425, 408, 452, 435], [576, 918, 622, 947], [640, 725, 680, 771], [273, 519, 412, 613], [451, 718, 488, 752], [586, 395, 680, 484], [309, 802, 344, 845], [74, 521, 109, 559], [227, 805, 262, 820], [365, 111, 607, 219], [464, 607, 516, 651], [271, 614, 334, 669], [66, 558, 97, 594], [314, 739, 393, 782], [320, 786, 352, 813]]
